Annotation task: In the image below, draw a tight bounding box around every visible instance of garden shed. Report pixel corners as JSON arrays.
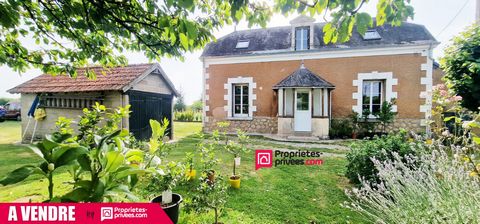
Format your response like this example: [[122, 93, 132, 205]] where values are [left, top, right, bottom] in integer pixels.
[[8, 63, 178, 141]]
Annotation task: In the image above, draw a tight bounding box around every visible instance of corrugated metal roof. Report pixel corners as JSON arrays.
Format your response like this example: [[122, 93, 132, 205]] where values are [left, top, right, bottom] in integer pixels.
[[8, 63, 157, 93]]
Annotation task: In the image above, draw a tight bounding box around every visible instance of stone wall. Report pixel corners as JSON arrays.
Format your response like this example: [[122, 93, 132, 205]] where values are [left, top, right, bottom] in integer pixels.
[[387, 118, 424, 133], [333, 117, 424, 134], [203, 116, 277, 134]]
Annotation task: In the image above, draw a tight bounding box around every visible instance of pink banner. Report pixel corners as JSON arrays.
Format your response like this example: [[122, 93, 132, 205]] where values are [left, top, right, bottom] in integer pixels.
[[0, 203, 173, 224]]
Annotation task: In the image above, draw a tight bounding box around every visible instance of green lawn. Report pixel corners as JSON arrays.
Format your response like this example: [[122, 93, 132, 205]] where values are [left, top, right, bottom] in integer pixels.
[[174, 121, 202, 140], [0, 121, 365, 223]]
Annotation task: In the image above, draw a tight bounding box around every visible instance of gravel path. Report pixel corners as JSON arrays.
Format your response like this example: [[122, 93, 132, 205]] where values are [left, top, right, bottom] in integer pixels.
[[251, 139, 350, 151]]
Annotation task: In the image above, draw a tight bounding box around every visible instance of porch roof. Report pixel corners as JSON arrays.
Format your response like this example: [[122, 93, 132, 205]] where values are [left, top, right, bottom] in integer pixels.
[[273, 65, 335, 89]]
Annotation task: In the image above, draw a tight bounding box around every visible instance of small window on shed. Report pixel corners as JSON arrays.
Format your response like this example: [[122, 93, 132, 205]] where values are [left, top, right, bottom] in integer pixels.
[[362, 29, 382, 40], [236, 40, 250, 49]]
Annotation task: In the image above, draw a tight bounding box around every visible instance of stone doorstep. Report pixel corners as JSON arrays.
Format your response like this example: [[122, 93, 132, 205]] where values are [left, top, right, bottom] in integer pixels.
[[287, 135, 320, 141]]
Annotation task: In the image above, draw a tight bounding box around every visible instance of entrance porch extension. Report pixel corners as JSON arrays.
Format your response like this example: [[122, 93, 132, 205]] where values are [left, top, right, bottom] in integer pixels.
[[273, 63, 335, 139]]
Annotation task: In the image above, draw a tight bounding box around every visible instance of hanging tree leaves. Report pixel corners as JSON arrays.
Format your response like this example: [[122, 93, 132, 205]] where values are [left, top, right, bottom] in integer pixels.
[[0, 0, 414, 77]]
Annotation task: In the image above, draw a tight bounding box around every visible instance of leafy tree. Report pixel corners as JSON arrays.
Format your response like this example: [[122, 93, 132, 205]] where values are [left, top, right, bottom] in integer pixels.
[[0, 98, 15, 105], [174, 91, 186, 112], [0, 0, 413, 77], [190, 99, 203, 112], [441, 25, 480, 112]]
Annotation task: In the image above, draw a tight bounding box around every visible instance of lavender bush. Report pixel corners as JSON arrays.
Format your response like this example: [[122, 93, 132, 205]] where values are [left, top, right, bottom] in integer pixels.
[[344, 142, 480, 223]]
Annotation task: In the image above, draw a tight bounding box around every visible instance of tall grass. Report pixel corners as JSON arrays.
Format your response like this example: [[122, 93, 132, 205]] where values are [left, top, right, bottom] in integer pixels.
[[345, 144, 480, 223]]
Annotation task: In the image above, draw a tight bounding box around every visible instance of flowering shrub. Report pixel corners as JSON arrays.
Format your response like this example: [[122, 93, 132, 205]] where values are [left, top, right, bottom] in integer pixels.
[[345, 145, 480, 223], [430, 84, 465, 139]]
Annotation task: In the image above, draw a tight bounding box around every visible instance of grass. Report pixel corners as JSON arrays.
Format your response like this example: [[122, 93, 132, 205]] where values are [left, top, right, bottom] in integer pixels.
[[0, 121, 21, 144], [155, 135, 365, 223], [0, 121, 365, 223], [174, 121, 202, 140]]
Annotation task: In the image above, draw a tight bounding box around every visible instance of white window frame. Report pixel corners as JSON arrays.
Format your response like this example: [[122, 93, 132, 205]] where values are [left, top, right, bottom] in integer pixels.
[[232, 84, 249, 117], [352, 71, 398, 117], [362, 80, 384, 115], [224, 77, 257, 120], [295, 26, 310, 51]]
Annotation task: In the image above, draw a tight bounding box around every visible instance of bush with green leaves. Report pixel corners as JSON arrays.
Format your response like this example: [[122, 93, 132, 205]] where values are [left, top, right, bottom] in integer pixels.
[[189, 175, 228, 224], [441, 24, 480, 112], [345, 131, 422, 185], [0, 103, 161, 202], [345, 146, 480, 223], [329, 119, 353, 139]]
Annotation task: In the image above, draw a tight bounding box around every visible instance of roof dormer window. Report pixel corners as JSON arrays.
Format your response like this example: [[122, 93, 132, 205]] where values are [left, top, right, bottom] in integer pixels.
[[295, 27, 310, 51], [362, 29, 382, 40], [235, 40, 250, 49]]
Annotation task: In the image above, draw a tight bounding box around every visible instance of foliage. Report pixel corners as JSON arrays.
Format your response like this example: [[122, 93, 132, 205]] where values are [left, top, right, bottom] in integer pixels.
[[174, 110, 202, 122], [429, 84, 466, 140], [226, 130, 250, 177], [185, 152, 195, 172], [428, 84, 480, 178], [0, 98, 15, 106], [0, 0, 413, 76], [0, 132, 87, 201], [357, 109, 376, 137], [76, 103, 130, 146], [189, 175, 228, 224], [0, 104, 146, 202], [277, 0, 413, 44], [0, 121, 365, 222], [373, 100, 397, 133], [189, 100, 203, 112], [441, 24, 480, 111], [349, 111, 360, 135], [142, 118, 188, 201], [197, 134, 219, 174], [329, 119, 353, 139], [174, 91, 186, 112], [345, 131, 421, 185], [147, 161, 185, 193], [345, 147, 480, 224]]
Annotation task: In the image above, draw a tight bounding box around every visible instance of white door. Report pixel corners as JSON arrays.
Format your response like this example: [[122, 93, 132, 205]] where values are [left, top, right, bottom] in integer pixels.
[[294, 89, 312, 132]]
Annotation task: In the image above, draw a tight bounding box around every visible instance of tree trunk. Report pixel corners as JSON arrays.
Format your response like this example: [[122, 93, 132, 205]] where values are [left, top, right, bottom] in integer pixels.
[[214, 207, 218, 224], [233, 158, 236, 176], [48, 172, 53, 201]]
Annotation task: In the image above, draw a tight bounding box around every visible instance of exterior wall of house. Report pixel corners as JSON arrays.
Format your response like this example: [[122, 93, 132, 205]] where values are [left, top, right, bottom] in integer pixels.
[[204, 53, 436, 134], [131, 73, 173, 95], [20, 91, 125, 142]]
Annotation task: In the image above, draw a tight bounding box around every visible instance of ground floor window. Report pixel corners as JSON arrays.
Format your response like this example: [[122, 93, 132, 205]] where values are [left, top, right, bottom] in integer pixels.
[[233, 84, 249, 117], [362, 80, 384, 114]]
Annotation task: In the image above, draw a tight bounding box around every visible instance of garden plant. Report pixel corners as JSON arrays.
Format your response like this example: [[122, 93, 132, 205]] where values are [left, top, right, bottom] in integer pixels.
[[344, 81, 480, 222], [0, 103, 147, 202]]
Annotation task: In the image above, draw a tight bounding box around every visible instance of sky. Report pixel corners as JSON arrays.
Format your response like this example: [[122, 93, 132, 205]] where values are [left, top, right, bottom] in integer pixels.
[[0, 0, 476, 105]]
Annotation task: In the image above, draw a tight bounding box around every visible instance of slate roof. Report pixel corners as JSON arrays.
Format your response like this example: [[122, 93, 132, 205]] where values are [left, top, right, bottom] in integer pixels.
[[202, 22, 437, 57], [273, 65, 335, 89], [8, 63, 177, 95]]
